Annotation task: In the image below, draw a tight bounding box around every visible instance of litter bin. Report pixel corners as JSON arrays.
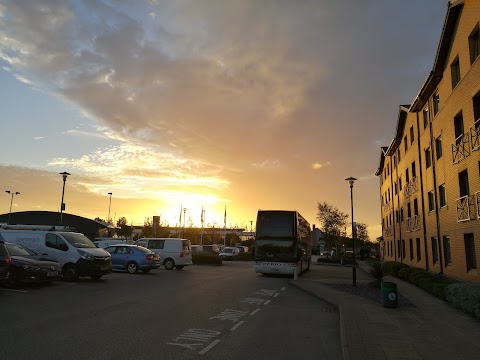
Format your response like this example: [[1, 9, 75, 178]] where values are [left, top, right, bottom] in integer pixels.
[[381, 281, 398, 308]]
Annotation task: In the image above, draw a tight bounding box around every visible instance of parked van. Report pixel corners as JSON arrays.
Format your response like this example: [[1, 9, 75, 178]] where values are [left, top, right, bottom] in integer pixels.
[[0, 224, 112, 281], [133, 238, 192, 270]]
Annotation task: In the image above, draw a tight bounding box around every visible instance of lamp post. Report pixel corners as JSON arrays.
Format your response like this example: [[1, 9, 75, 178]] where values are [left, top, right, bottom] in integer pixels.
[[107, 192, 113, 224], [250, 220, 253, 233], [183, 208, 187, 238], [5, 190, 20, 225], [59, 172, 71, 225], [345, 177, 357, 286]]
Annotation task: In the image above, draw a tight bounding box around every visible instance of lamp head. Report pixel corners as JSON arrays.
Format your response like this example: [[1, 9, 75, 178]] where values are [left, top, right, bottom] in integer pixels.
[[108, 192, 112, 196], [5, 190, 10, 194], [345, 177, 357, 187]]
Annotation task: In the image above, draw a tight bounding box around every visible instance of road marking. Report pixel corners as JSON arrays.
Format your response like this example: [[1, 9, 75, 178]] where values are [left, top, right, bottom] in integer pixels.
[[250, 308, 260, 316], [230, 321, 244, 332], [274, 293, 279, 297], [210, 309, 248, 322], [281, 287, 286, 291], [264, 300, 271, 305], [198, 340, 220, 355], [256, 289, 277, 297], [0, 288, 27, 293], [168, 329, 220, 350], [242, 297, 266, 305]]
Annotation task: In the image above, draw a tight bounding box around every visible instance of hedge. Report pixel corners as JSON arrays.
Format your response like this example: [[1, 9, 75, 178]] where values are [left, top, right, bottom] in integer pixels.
[[444, 283, 480, 320]]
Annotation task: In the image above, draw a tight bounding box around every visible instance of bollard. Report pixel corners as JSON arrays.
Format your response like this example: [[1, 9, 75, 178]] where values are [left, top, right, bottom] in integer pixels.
[[293, 267, 298, 280]]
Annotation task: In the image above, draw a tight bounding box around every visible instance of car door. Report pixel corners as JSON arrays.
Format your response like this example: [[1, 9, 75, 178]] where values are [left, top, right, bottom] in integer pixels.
[[44, 233, 69, 266], [104, 246, 120, 270]]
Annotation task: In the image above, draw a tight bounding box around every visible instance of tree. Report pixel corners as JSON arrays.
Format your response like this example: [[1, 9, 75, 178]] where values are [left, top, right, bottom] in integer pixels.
[[316, 201, 348, 254], [116, 217, 133, 237], [141, 217, 154, 238], [355, 222, 369, 244]]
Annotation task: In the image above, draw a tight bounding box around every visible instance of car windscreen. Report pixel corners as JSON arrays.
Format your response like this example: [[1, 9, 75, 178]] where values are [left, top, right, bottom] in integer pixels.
[[5, 243, 36, 256], [62, 233, 96, 248], [223, 248, 233, 253]]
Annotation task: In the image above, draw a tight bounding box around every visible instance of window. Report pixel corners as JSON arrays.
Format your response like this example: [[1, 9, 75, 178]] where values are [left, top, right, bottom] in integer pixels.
[[414, 199, 419, 216], [412, 161, 416, 178], [147, 239, 165, 249], [439, 184, 447, 207], [404, 136, 408, 152], [406, 168, 410, 183], [468, 24, 479, 65], [393, 155, 397, 168], [407, 202, 412, 218], [425, 148, 431, 168], [435, 136, 442, 159], [459, 170, 470, 197], [410, 126, 414, 144], [399, 178, 402, 191], [423, 108, 429, 128], [409, 239, 414, 261], [402, 240, 406, 259], [464, 233, 477, 271], [443, 236, 451, 266], [428, 191, 435, 212], [454, 112, 464, 145], [394, 181, 398, 195], [432, 237, 438, 264], [433, 92, 440, 115], [45, 234, 68, 251], [416, 238, 421, 261], [397, 149, 401, 163], [451, 56, 461, 89], [395, 210, 399, 224], [400, 207, 404, 222]]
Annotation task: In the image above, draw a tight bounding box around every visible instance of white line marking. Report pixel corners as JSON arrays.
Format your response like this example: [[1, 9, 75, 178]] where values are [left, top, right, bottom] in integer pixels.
[[264, 300, 271, 305], [281, 287, 286, 291], [274, 293, 279, 297], [230, 321, 244, 332], [199, 339, 220, 355], [1, 288, 27, 293], [250, 308, 260, 316]]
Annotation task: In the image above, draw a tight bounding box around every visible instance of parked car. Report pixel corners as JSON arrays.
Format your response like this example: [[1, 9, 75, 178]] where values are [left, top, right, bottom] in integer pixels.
[[0, 241, 11, 281], [134, 238, 193, 270], [0, 241, 61, 287], [191, 245, 204, 253], [219, 247, 240, 260], [202, 244, 220, 254], [104, 245, 160, 274]]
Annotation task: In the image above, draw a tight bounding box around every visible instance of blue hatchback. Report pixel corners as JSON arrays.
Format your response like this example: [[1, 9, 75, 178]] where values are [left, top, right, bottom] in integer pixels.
[[104, 245, 160, 274]]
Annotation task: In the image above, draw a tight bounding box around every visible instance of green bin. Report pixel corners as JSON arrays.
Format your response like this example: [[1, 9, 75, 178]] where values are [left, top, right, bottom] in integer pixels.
[[381, 281, 398, 308]]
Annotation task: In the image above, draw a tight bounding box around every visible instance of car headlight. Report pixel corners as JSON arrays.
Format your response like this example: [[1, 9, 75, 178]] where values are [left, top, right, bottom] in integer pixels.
[[78, 250, 95, 261]]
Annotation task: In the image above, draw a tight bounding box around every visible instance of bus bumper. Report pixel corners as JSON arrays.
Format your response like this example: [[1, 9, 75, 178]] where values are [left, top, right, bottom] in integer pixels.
[[254, 261, 297, 275]]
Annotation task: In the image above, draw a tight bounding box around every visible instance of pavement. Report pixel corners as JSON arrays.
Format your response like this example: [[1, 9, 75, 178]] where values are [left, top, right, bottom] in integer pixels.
[[290, 257, 480, 360]]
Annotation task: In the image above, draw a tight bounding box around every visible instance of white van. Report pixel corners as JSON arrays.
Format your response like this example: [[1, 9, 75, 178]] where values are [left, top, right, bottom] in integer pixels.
[[134, 238, 192, 270], [0, 225, 112, 281], [94, 238, 128, 248]]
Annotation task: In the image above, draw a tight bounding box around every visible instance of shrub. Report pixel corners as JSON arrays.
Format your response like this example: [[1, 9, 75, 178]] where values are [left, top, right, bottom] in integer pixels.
[[445, 283, 480, 319], [235, 252, 254, 261], [192, 252, 223, 265], [383, 261, 409, 277], [369, 261, 385, 288]]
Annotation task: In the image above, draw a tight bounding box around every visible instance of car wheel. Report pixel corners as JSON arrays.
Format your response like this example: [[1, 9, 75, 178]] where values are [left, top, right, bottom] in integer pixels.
[[90, 275, 103, 280], [164, 258, 175, 270], [142, 269, 151, 273], [5, 269, 17, 288], [63, 264, 79, 282], [127, 262, 138, 274], [175, 265, 184, 270]]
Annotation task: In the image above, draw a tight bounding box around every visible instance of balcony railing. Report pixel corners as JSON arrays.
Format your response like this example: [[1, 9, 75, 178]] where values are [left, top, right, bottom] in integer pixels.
[[384, 226, 393, 237], [452, 133, 471, 164], [456, 194, 475, 222], [382, 201, 391, 211], [404, 177, 418, 198], [471, 118, 480, 152], [406, 215, 420, 232]]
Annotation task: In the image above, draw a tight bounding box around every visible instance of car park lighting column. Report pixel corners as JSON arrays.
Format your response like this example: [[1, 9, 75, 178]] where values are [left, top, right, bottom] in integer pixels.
[[107, 192, 113, 224], [5, 190, 20, 225], [345, 177, 357, 286], [59, 172, 71, 225]]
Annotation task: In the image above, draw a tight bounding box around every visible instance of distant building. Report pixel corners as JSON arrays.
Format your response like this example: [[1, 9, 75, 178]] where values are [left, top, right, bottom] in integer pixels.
[[312, 225, 325, 253], [376, 0, 480, 282]]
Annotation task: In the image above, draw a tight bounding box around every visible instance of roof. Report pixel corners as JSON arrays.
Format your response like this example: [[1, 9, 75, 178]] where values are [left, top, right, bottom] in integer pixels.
[[375, 147, 389, 176]]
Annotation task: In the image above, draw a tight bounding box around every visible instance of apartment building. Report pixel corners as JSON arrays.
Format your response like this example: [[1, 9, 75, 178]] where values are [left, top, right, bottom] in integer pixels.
[[376, 0, 480, 282]]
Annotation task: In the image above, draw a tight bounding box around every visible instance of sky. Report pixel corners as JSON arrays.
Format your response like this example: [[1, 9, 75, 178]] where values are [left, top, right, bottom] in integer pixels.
[[0, 0, 448, 239]]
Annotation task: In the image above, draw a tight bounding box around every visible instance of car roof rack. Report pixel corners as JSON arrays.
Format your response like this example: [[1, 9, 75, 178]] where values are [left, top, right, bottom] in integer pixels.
[[0, 223, 75, 231]]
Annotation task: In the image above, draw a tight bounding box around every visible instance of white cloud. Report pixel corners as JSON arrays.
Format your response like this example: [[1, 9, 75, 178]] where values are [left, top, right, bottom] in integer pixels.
[[312, 161, 331, 170]]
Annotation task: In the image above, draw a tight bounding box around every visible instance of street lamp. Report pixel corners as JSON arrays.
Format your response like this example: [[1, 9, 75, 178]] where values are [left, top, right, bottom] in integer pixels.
[[345, 177, 357, 286], [107, 192, 113, 224], [183, 208, 187, 238], [5, 190, 20, 225], [59, 172, 71, 225], [250, 220, 253, 233]]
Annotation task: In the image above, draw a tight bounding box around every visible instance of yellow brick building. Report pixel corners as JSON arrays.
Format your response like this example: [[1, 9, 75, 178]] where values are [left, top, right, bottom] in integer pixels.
[[376, 0, 480, 282]]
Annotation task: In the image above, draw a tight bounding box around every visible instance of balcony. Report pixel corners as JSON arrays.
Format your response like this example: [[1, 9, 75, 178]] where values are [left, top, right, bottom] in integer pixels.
[[404, 177, 418, 198], [406, 215, 420, 232], [384, 226, 393, 237], [382, 201, 391, 211], [471, 118, 480, 152], [452, 133, 470, 164], [456, 194, 476, 222]]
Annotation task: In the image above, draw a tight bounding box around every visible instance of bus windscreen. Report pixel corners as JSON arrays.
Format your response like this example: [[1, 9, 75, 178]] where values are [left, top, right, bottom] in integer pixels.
[[255, 211, 294, 239]]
